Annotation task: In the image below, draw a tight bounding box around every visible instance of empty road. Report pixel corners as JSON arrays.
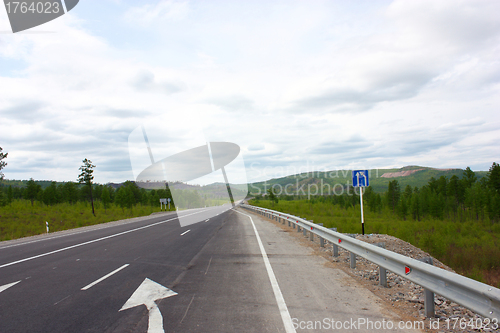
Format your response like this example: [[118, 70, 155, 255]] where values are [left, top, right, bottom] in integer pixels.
[[0, 205, 421, 332]]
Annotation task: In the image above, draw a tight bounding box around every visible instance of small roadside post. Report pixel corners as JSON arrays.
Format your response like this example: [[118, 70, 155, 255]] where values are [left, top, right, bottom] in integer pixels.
[[352, 170, 369, 235], [45, 221, 49, 234], [167, 198, 171, 210]]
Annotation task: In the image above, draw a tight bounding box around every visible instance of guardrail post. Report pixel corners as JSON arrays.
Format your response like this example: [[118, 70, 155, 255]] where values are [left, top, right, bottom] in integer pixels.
[[329, 228, 339, 257], [318, 223, 324, 247], [303, 228, 307, 236], [307, 220, 314, 241], [420, 257, 435, 318], [375, 242, 387, 287], [349, 234, 356, 269]]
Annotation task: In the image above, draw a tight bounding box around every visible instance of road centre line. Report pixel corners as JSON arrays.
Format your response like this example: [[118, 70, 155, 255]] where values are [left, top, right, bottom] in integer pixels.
[[81, 264, 129, 290], [0, 208, 215, 269], [180, 230, 191, 236], [233, 209, 296, 333]]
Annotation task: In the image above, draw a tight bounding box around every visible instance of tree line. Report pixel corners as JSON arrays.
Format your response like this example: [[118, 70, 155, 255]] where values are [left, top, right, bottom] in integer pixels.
[[369, 163, 500, 222], [257, 163, 500, 223], [0, 179, 175, 212]]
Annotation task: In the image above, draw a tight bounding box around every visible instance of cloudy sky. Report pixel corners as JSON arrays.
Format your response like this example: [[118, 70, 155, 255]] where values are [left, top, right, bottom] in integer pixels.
[[0, 0, 499, 185]]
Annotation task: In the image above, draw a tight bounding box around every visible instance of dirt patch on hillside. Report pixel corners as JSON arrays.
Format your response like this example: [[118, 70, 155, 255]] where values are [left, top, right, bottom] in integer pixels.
[[381, 169, 424, 178]]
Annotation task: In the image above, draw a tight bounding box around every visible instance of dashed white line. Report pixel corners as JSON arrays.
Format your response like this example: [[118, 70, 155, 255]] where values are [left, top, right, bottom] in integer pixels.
[[180, 230, 191, 236], [205, 256, 213, 275], [54, 295, 70, 305], [81, 264, 129, 290], [204, 219, 209, 222]]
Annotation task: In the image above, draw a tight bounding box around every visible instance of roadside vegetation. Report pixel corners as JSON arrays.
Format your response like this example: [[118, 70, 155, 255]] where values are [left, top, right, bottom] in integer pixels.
[[0, 179, 174, 241], [250, 163, 500, 287]]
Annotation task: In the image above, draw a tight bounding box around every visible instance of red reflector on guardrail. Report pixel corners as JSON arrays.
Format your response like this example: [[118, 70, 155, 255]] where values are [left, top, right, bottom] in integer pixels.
[[338, 239, 342, 244], [405, 266, 411, 275], [310, 227, 313, 230]]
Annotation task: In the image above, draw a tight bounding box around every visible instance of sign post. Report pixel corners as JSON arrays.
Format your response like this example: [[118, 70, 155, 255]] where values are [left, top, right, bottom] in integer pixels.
[[352, 170, 369, 235], [159, 198, 167, 211], [167, 198, 171, 210]]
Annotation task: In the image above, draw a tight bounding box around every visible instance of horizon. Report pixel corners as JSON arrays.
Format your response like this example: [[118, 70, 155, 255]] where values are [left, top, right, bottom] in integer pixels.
[[2, 164, 492, 186]]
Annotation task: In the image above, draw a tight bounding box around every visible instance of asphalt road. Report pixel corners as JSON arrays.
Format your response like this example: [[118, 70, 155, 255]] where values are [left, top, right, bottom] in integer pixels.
[[0, 205, 419, 333]]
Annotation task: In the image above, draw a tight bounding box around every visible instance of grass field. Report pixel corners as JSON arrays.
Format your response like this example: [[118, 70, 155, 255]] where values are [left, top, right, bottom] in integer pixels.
[[0, 199, 168, 241], [250, 199, 500, 287]]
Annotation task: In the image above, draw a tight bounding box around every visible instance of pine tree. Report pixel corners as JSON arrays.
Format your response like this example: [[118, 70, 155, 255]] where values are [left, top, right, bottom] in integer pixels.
[[24, 178, 41, 206], [78, 158, 96, 216], [101, 186, 111, 212], [462, 166, 477, 188], [488, 162, 500, 194], [0, 147, 7, 180], [387, 180, 401, 213], [7, 185, 13, 206]]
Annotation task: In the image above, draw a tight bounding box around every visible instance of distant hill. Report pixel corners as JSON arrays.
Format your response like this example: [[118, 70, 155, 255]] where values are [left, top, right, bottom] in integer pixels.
[[1, 165, 489, 196], [247, 166, 489, 195]]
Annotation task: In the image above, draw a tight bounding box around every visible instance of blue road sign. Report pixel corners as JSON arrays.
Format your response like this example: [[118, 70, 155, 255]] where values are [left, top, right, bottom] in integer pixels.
[[352, 170, 369, 187]]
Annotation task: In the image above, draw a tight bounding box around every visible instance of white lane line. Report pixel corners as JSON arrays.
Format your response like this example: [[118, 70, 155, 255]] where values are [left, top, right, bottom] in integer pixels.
[[180, 230, 191, 236], [204, 219, 209, 222], [0, 280, 21, 293], [0, 209, 212, 269], [0, 213, 177, 250], [81, 264, 130, 290], [204, 256, 212, 275], [0, 206, 222, 250], [180, 294, 195, 324], [54, 295, 70, 305], [234, 209, 296, 333]]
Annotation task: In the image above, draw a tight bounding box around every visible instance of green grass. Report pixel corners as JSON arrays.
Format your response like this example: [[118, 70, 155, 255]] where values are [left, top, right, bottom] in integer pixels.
[[251, 199, 500, 288], [0, 199, 170, 241]]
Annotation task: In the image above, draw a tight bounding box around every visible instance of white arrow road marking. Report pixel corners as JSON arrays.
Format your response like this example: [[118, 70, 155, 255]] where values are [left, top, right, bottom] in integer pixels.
[[120, 278, 177, 333], [81, 264, 129, 290], [0, 280, 21, 293]]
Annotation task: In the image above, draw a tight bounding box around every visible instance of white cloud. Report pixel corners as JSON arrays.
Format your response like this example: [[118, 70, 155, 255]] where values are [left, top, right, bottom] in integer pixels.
[[124, 0, 189, 25]]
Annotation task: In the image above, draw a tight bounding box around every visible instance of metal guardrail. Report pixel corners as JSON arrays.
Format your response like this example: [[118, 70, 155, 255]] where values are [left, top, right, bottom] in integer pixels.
[[241, 204, 500, 321]]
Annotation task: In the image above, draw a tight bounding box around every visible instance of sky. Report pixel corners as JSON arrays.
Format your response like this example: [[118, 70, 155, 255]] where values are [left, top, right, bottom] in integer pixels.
[[0, 0, 499, 185]]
